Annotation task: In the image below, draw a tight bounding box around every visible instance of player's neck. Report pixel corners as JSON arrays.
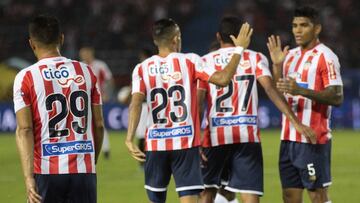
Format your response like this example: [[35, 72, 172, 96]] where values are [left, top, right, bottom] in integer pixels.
[[220, 42, 235, 48], [158, 47, 176, 57], [300, 38, 320, 52], [36, 48, 61, 61]]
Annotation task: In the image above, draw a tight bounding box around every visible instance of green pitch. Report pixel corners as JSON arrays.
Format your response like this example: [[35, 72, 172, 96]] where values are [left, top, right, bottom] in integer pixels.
[[1, 129, 359, 202]]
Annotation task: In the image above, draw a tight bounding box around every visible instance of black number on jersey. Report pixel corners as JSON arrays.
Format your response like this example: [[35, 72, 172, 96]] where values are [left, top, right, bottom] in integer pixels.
[[215, 75, 255, 113], [45, 90, 89, 138], [150, 85, 188, 124]]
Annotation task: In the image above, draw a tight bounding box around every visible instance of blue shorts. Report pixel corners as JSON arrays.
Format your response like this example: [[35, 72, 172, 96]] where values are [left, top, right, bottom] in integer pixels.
[[202, 143, 263, 196], [145, 147, 204, 203], [34, 173, 96, 203], [279, 141, 332, 190]]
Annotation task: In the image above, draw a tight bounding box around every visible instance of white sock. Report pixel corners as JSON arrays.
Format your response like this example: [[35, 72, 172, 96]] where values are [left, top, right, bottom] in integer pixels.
[[214, 193, 229, 203], [324, 201, 332, 203], [229, 198, 239, 203]]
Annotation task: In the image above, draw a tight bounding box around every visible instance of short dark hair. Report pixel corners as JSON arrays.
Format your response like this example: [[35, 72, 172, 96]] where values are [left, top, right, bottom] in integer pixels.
[[29, 15, 62, 45], [294, 6, 320, 25], [219, 17, 241, 44], [152, 18, 178, 43]]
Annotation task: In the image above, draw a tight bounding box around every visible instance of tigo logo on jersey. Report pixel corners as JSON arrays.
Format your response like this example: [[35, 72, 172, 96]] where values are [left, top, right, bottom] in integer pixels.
[[148, 125, 192, 139], [149, 63, 169, 76], [214, 53, 232, 66], [212, 115, 257, 127], [41, 66, 85, 87], [42, 140, 94, 156]]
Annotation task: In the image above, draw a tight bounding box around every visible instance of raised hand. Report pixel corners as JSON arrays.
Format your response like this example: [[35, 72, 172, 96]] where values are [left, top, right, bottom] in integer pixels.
[[267, 35, 289, 66], [125, 140, 146, 162], [230, 22, 253, 49]]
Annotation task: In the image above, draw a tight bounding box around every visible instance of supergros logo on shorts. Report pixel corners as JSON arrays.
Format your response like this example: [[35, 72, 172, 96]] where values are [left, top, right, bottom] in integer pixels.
[[42, 140, 94, 156], [148, 125, 192, 139], [212, 115, 257, 127]]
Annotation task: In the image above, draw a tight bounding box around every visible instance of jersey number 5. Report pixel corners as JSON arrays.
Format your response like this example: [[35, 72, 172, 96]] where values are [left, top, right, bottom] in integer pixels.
[[46, 90, 88, 138]]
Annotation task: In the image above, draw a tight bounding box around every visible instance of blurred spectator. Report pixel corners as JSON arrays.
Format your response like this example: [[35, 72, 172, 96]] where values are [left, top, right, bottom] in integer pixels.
[[0, 0, 358, 93]]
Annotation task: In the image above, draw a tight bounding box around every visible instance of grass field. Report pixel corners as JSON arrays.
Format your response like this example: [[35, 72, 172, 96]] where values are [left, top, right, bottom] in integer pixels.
[[0, 129, 359, 203]]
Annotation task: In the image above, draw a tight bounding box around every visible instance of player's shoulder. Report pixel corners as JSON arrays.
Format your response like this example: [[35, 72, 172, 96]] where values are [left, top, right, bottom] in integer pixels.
[[316, 43, 339, 60], [14, 62, 40, 82]]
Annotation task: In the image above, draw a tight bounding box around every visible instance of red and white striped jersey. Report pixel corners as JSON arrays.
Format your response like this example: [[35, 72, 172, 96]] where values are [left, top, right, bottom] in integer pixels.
[[13, 56, 102, 174], [132, 53, 216, 151], [281, 43, 343, 144], [88, 59, 112, 95], [199, 47, 272, 147]]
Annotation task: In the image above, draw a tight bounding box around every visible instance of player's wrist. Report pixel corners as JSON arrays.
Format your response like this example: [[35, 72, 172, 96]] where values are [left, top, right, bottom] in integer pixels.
[[234, 46, 244, 55]]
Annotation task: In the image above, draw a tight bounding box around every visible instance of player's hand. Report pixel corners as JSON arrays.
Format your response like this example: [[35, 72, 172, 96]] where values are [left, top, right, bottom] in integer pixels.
[[125, 140, 146, 162], [230, 22, 253, 49], [276, 77, 302, 95], [25, 177, 42, 203], [267, 35, 289, 66], [294, 123, 317, 144], [199, 147, 208, 168]]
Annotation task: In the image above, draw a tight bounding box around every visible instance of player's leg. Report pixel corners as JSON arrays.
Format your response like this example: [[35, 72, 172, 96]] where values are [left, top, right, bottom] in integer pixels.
[[225, 143, 263, 203], [279, 141, 304, 203], [68, 173, 97, 203], [172, 147, 204, 203], [201, 145, 231, 203], [102, 128, 110, 159], [217, 188, 238, 203], [144, 151, 172, 203], [303, 141, 332, 203], [307, 187, 330, 203]]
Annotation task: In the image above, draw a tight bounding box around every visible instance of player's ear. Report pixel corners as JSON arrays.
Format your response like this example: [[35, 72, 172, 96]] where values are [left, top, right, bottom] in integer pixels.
[[315, 24, 321, 36], [60, 33, 64, 46], [216, 32, 222, 42], [29, 39, 36, 51]]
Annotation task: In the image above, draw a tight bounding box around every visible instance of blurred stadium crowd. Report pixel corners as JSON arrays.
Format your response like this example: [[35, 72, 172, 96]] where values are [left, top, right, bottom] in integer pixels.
[[0, 0, 358, 101]]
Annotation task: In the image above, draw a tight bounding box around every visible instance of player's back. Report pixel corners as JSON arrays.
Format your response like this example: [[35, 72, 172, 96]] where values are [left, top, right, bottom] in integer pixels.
[[13, 56, 101, 174], [132, 52, 214, 151], [200, 47, 271, 146]]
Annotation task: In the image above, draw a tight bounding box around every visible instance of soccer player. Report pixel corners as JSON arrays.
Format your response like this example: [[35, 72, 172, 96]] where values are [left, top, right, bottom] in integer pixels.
[[125, 18, 253, 203], [267, 6, 343, 203], [198, 17, 316, 203], [14, 15, 104, 203], [80, 46, 113, 159]]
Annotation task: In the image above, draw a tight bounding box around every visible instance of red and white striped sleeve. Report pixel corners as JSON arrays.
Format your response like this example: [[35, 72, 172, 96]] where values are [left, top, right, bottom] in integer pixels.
[[318, 52, 343, 87], [131, 64, 146, 95], [255, 52, 272, 79], [192, 54, 216, 82], [88, 66, 102, 105], [197, 56, 210, 91], [13, 70, 31, 113]]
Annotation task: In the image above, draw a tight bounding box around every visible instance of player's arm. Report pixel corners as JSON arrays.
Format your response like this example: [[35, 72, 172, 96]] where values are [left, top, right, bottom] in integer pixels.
[[277, 79, 343, 107], [15, 107, 42, 203], [267, 35, 290, 83], [91, 104, 104, 164], [258, 76, 317, 144], [125, 93, 146, 162], [208, 23, 253, 87], [197, 88, 208, 163]]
